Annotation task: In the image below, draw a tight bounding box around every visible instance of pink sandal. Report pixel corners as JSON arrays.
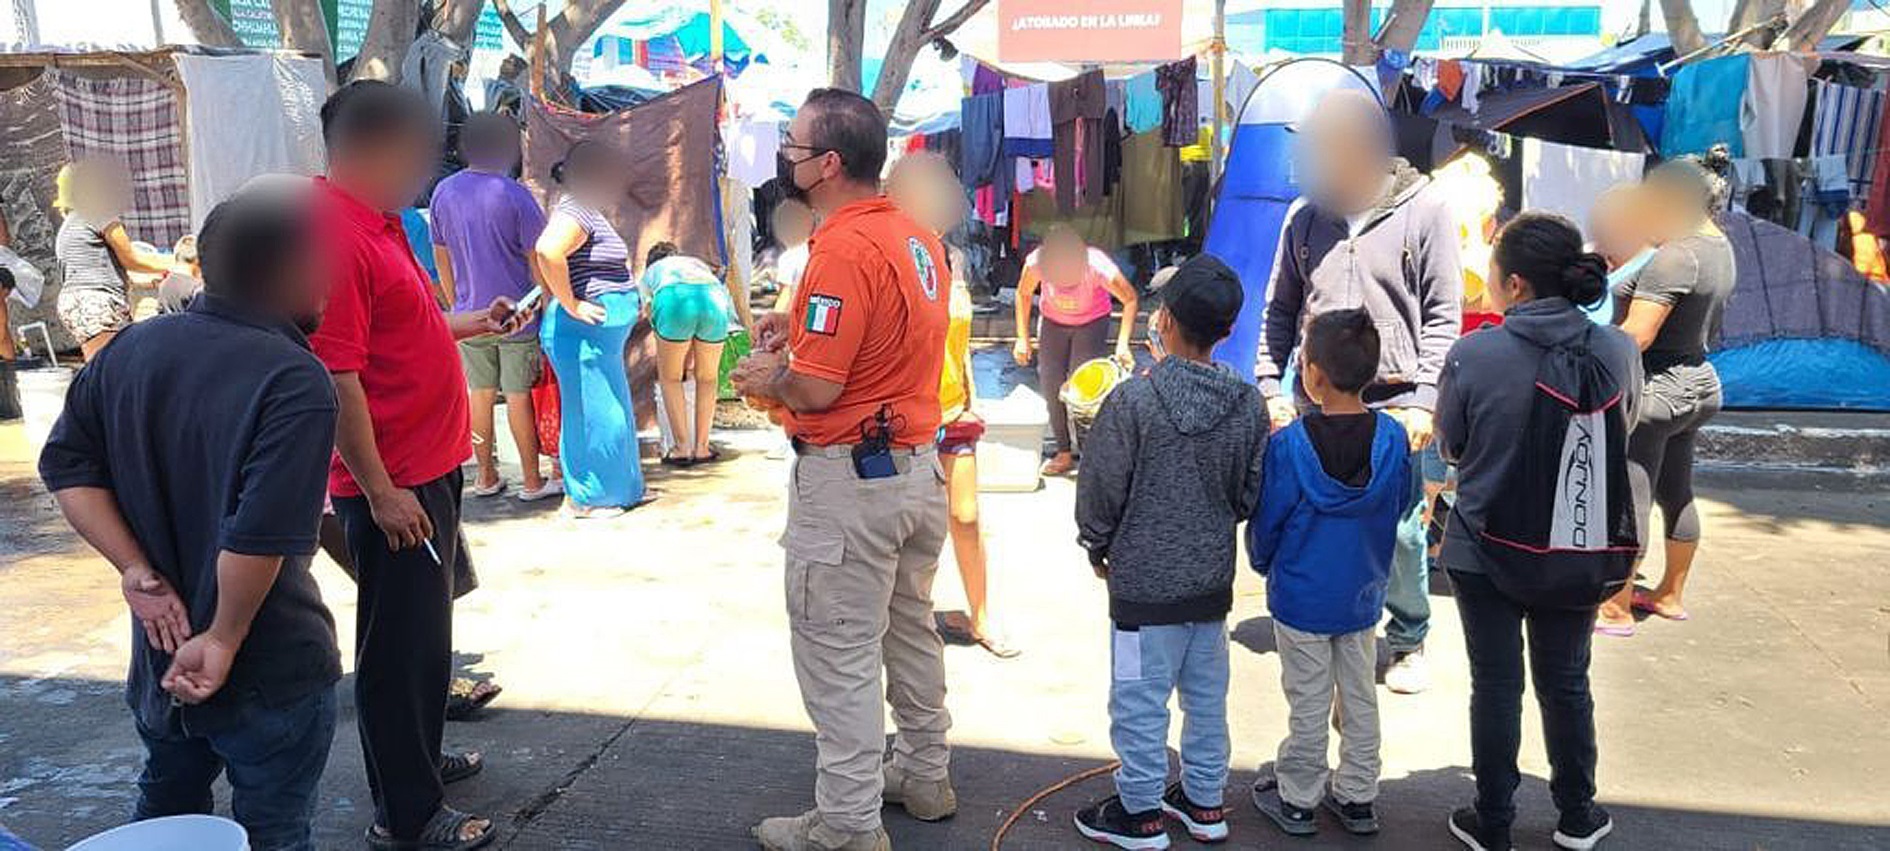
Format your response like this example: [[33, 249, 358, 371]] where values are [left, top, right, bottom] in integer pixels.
[[1593, 621, 1636, 638], [1631, 590, 1690, 621]]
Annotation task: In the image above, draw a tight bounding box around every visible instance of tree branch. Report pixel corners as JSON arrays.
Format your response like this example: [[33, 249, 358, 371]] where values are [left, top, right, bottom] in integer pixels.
[[491, 0, 536, 50], [921, 0, 991, 42], [173, 0, 242, 47]]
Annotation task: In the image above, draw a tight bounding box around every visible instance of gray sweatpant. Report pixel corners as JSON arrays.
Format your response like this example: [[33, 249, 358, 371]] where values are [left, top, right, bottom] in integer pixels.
[[1273, 622, 1381, 808]]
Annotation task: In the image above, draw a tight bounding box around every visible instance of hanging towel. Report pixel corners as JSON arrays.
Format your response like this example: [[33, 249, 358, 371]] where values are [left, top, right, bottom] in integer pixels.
[[173, 54, 328, 233], [1461, 62, 1482, 113], [1740, 53, 1815, 160], [1520, 138, 1646, 233], [1016, 157, 1036, 193], [52, 72, 191, 247], [1125, 71, 1162, 134], [1120, 129, 1184, 244], [722, 118, 781, 187], [1661, 54, 1750, 158], [960, 93, 1004, 188], [1002, 84, 1054, 158], [1864, 96, 1890, 235], [1810, 80, 1884, 195], [1156, 57, 1198, 147]]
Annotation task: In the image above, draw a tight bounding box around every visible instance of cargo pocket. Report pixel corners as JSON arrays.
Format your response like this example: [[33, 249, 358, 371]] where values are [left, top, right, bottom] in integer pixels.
[[782, 520, 845, 626], [1375, 320, 1417, 383]]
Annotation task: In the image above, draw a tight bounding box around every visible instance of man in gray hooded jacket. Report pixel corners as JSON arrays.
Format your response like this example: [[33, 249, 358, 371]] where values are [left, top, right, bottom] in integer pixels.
[[1258, 89, 1464, 695]]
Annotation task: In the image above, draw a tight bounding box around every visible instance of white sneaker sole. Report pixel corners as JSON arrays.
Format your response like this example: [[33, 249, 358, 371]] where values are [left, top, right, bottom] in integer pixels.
[[1074, 815, 1171, 850], [1158, 802, 1229, 843], [1554, 820, 1613, 850]]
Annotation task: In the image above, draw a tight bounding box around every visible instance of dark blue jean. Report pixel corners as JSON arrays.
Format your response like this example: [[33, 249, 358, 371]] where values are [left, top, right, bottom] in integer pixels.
[[132, 687, 337, 851]]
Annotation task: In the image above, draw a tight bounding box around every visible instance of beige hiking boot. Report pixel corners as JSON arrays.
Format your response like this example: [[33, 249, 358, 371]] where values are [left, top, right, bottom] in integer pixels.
[[752, 810, 891, 851], [882, 762, 958, 822]]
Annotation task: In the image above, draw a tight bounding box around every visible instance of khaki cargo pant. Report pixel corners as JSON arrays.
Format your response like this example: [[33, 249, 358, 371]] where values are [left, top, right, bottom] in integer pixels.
[[780, 444, 952, 833]]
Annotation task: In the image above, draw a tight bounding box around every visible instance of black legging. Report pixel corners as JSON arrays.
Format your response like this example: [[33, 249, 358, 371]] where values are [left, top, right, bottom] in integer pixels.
[[1038, 316, 1110, 453], [1628, 368, 1723, 543]]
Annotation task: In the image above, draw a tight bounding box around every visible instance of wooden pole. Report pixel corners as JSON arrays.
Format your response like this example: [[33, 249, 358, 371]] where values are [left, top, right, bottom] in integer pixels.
[[529, 4, 547, 101], [1210, 0, 1226, 187], [710, 0, 725, 74]]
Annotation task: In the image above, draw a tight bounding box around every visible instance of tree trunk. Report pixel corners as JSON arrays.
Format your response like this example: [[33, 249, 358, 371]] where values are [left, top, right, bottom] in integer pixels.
[[1373, 0, 1437, 55], [1726, 0, 1785, 47], [828, 0, 867, 94], [870, 0, 941, 114], [1658, 0, 1708, 56], [433, 0, 486, 47], [1636, 0, 1651, 39], [350, 0, 420, 83], [173, 0, 243, 47], [1780, 0, 1850, 50], [273, 0, 337, 85], [1341, 0, 1376, 65]]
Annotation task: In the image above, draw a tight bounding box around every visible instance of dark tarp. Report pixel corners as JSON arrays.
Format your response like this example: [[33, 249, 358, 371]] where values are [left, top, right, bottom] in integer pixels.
[[1716, 208, 1890, 356], [1424, 82, 1649, 161], [0, 70, 72, 346]]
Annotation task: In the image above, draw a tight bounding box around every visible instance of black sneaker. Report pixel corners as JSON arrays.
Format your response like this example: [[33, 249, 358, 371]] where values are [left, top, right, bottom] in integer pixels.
[[1324, 795, 1380, 835], [1449, 807, 1513, 851], [1554, 805, 1614, 850], [1159, 783, 1228, 843], [1251, 787, 1317, 837], [1074, 795, 1171, 850]]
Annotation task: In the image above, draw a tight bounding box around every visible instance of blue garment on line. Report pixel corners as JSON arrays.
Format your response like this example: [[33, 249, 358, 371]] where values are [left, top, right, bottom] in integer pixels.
[[1660, 54, 1749, 158], [541, 289, 645, 509], [1125, 71, 1162, 134], [960, 93, 1004, 189]]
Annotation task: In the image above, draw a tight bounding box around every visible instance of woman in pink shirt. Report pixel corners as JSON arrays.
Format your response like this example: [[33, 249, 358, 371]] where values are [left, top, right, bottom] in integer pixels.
[[1012, 226, 1139, 475]]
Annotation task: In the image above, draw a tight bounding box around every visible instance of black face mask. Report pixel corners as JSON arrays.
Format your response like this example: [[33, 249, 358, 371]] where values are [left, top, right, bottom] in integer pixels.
[[776, 149, 828, 203]]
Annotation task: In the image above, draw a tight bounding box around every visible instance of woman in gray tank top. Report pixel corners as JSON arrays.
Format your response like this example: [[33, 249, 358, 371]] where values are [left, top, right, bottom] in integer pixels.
[[53, 158, 173, 360]]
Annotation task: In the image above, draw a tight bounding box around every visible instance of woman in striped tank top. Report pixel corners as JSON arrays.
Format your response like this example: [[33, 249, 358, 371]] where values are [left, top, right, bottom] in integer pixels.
[[533, 142, 646, 517]]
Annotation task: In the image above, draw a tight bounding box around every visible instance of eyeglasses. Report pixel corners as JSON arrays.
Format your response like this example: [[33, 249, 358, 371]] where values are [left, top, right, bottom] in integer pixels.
[[780, 142, 835, 164]]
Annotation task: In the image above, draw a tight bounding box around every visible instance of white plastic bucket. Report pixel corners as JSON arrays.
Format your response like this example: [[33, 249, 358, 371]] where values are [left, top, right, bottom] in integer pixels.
[[16, 366, 73, 457], [67, 814, 249, 851]]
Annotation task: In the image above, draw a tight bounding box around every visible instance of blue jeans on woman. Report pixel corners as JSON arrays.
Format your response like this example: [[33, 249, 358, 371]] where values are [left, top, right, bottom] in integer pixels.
[[1109, 620, 1230, 813], [541, 290, 645, 509], [132, 688, 337, 851]]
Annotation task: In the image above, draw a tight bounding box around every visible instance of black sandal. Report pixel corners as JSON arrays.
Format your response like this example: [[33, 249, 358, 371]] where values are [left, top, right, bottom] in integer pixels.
[[440, 750, 483, 785], [660, 453, 695, 467], [366, 806, 494, 850], [693, 446, 725, 464], [445, 678, 501, 721]]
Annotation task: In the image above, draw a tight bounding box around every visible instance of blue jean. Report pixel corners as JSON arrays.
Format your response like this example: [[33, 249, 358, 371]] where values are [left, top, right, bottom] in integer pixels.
[[1109, 620, 1230, 813], [1384, 449, 1431, 652], [541, 290, 645, 509], [132, 688, 337, 851]]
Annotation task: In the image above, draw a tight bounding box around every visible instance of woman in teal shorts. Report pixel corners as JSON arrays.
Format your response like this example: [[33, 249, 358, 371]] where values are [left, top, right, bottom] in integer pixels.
[[641, 242, 751, 464]]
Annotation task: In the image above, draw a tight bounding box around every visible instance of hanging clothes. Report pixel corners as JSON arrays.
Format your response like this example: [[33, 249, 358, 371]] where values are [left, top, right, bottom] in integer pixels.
[[1863, 96, 1890, 235], [1740, 52, 1815, 160], [960, 93, 1004, 189], [1002, 84, 1054, 158], [1810, 80, 1885, 196], [1461, 62, 1482, 113], [52, 72, 191, 247], [1050, 70, 1105, 212], [1125, 70, 1162, 134], [1520, 138, 1646, 232], [1438, 60, 1465, 101], [1661, 54, 1750, 158], [1120, 129, 1184, 244], [1155, 57, 1198, 147], [1102, 108, 1124, 198]]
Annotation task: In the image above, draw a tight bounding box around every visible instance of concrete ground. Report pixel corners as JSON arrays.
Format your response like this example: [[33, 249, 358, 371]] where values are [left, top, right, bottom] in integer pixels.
[[3, 382, 1889, 849]]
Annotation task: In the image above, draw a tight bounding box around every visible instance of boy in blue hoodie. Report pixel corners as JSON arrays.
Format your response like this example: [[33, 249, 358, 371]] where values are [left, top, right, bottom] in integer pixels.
[[1249, 309, 1412, 838]]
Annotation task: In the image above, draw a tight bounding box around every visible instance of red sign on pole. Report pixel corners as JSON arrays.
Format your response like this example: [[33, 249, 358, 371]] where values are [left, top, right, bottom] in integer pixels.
[[997, 0, 1185, 63]]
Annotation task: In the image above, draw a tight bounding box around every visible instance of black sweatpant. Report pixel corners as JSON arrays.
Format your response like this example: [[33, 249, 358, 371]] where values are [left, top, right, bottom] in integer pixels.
[[1628, 369, 1722, 543], [333, 468, 468, 840], [1037, 316, 1110, 453], [1451, 571, 1600, 831]]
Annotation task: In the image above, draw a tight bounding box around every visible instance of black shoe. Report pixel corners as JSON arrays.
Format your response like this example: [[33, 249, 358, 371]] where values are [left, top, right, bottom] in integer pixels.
[[1449, 807, 1513, 851], [1554, 805, 1614, 850], [1324, 795, 1379, 835], [1074, 795, 1171, 850], [1251, 787, 1317, 837], [1159, 783, 1228, 843]]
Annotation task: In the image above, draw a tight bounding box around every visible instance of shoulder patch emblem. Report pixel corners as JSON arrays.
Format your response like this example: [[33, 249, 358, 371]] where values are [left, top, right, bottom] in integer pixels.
[[805, 294, 843, 335], [907, 236, 940, 301]]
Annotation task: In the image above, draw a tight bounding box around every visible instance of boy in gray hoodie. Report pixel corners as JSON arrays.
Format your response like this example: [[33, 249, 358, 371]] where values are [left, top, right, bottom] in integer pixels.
[[1074, 255, 1268, 850]]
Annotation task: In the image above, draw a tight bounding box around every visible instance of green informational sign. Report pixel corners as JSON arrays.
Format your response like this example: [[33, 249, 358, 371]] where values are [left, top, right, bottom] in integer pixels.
[[211, 0, 505, 60]]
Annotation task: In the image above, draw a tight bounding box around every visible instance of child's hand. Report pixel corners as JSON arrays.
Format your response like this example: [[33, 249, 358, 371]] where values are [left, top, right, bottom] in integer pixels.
[[1089, 551, 1109, 580]]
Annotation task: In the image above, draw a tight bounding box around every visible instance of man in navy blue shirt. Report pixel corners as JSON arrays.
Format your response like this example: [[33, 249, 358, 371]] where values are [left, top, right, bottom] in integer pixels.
[[39, 179, 342, 851]]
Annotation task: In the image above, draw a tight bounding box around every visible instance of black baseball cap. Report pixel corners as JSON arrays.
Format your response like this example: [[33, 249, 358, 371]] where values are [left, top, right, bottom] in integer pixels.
[[1150, 254, 1243, 344]]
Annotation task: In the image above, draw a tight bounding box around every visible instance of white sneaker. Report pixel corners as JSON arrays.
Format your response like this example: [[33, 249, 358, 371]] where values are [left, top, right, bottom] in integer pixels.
[[1385, 647, 1431, 694], [516, 478, 564, 502]]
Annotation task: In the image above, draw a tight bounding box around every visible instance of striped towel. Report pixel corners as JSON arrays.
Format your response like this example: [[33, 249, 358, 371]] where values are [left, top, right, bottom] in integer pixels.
[[52, 72, 191, 248], [1809, 80, 1885, 194]]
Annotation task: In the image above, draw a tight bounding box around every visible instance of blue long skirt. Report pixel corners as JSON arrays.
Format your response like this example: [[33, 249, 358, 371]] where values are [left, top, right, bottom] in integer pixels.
[[540, 290, 645, 508]]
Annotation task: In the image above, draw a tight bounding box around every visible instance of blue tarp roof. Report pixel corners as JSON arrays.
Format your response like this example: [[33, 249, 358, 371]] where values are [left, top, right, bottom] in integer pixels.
[[1563, 32, 1867, 75]]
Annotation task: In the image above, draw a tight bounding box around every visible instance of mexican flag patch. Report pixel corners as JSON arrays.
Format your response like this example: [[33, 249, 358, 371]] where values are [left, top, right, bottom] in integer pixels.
[[805, 295, 843, 335]]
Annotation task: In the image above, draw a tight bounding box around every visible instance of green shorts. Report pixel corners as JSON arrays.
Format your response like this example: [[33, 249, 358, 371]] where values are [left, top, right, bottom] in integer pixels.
[[460, 336, 541, 393], [650, 283, 733, 343]]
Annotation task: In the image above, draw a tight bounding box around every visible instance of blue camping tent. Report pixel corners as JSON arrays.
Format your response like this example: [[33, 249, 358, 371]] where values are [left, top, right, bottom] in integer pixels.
[[1204, 58, 1380, 381]]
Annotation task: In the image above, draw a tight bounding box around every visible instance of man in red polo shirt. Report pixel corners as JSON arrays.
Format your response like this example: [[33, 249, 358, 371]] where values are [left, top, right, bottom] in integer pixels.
[[310, 81, 519, 851]]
